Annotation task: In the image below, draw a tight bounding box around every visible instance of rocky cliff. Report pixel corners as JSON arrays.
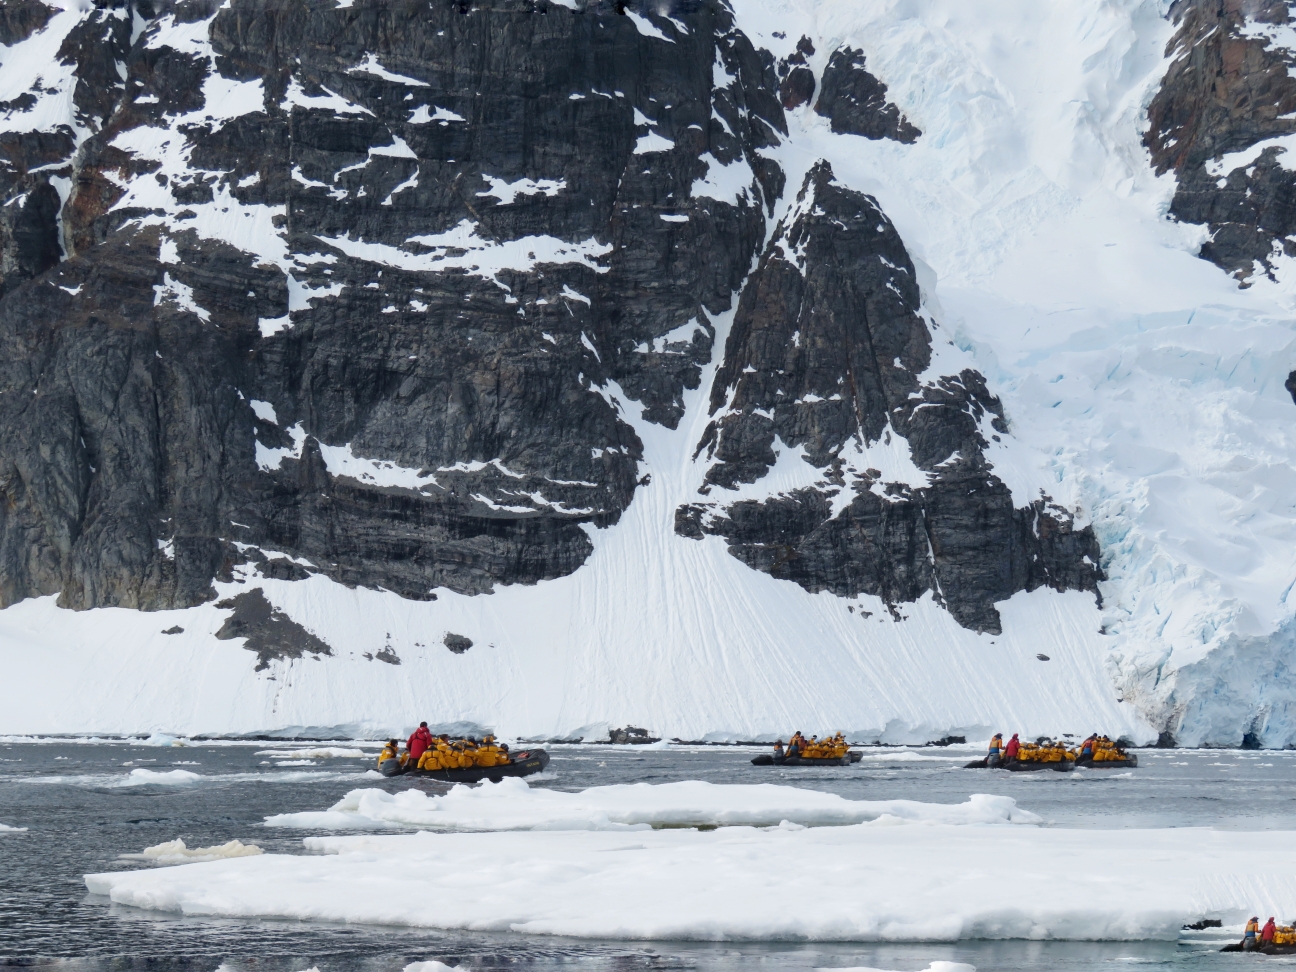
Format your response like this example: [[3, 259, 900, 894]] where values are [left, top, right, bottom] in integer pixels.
[[0, 0, 1100, 643]]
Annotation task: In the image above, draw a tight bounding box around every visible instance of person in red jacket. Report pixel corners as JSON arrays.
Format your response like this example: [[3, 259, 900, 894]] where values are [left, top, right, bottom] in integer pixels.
[[1004, 733, 1020, 761], [407, 722, 433, 765], [1263, 917, 1277, 944]]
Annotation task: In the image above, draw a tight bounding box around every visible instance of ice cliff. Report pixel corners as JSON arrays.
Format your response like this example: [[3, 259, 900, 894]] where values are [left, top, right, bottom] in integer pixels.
[[0, 0, 1292, 745]]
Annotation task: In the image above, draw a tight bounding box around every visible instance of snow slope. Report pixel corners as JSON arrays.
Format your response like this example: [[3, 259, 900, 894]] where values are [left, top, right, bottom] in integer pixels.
[[85, 822, 1296, 941], [1, 0, 1293, 743]]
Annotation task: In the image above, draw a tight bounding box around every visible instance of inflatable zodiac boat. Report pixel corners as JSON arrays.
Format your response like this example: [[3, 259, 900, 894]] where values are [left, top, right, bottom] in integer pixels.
[[963, 755, 1075, 772], [751, 753, 852, 766], [381, 748, 549, 783]]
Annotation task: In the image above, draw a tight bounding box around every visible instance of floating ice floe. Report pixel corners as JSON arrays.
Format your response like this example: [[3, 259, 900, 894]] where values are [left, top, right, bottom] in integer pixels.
[[120, 838, 263, 866], [263, 778, 1042, 831], [0, 822, 27, 832], [85, 823, 1296, 941], [124, 768, 203, 785]]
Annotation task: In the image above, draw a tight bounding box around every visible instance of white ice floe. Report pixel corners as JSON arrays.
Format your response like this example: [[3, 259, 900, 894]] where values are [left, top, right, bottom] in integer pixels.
[[120, 838, 263, 866], [0, 823, 27, 832], [85, 823, 1296, 941], [123, 768, 203, 785], [263, 779, 1041, 831]]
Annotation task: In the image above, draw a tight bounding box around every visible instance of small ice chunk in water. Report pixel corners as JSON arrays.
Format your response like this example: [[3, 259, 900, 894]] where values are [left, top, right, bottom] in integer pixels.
[[0, 822, 28, 832], [120, 838, 263, 866]]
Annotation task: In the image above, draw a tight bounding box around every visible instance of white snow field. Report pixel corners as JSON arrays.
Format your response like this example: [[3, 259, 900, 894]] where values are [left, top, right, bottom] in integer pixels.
[[262, 778, 1043, 831], [85, 821, 1296, 941], [2, 0, 1295, 744]]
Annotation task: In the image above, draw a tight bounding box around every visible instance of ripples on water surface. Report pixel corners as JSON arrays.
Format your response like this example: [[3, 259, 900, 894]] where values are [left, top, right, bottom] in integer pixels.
[[2, 739, 1292, 972]]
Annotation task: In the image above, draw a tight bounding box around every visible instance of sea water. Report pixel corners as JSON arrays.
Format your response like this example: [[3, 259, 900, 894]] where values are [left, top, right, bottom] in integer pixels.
[[0, 739, 1287, 971]]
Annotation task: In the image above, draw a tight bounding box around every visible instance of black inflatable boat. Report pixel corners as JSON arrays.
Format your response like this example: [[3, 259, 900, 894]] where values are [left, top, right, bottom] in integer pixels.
[[963, 755, 1075, 772], [751, 754, 852, 766], [380, 748, 549, 783], [1075, 753, 1138, 768], [1221, 942, 1296, 954]]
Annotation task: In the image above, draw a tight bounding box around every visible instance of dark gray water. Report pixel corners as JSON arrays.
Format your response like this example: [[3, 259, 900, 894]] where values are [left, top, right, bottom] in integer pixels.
[[1, 739, 1290, 972]]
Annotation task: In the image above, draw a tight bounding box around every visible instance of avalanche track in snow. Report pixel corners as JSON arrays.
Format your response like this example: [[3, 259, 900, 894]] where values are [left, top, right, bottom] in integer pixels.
[[0, 0, 1293, 745]]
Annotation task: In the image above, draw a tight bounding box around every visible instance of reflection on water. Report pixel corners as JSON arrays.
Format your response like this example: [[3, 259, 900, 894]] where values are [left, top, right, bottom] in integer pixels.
[[1, 739, 1289, 971]]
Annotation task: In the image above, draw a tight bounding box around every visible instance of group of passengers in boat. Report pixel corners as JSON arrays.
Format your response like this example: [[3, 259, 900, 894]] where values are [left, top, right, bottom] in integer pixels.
[[1243, 916, 1296, 949], [986, 731, 1128, 763], [773, 731, 850, 760], [377, 722, 513, 771]]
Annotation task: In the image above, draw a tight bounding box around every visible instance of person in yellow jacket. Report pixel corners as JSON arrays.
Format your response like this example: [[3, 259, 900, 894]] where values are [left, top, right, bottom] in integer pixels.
[[377, 740, 400, 768], [1244, 916, 1260, 950]]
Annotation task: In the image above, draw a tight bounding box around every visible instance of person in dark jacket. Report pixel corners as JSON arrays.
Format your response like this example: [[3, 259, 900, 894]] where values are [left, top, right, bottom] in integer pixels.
[[407, 722, 433, 764], [773, 740, 785, 760]]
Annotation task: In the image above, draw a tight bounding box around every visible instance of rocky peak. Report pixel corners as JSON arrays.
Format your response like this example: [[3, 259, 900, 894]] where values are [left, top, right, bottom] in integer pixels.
[[1146, 0, 1296, 281]]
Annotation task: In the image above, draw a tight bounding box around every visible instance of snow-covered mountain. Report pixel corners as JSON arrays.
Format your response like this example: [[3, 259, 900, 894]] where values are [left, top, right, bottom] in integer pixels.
[[0, 0, 1292, 745]]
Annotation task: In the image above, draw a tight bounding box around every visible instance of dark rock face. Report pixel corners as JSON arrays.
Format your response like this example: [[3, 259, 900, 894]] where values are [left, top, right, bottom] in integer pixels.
[[0, 0, 1101, 645], [680, 162, 1101, 634], [443, 633, 473, 654], [814, 47, 919, 143], [1147, 0, 1296, 281], [214, 587, 332, 670], [777, 36, 817, 110], [0, 0, 781, 611]]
